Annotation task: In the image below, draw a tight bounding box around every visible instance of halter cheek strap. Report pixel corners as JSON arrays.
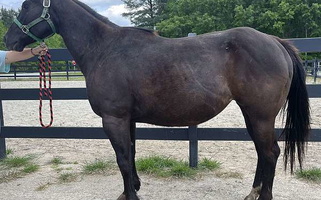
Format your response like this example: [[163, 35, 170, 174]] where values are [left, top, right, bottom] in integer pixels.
[[14, 0, 56, 42]]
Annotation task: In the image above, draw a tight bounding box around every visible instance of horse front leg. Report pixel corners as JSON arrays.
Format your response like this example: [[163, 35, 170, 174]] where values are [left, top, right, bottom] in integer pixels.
[[102, 115, 139, 200], [130, 122, 141, 191]]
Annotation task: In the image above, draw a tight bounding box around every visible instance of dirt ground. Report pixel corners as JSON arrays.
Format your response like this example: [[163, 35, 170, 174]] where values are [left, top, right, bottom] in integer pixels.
[[0, 81, 320, 200]]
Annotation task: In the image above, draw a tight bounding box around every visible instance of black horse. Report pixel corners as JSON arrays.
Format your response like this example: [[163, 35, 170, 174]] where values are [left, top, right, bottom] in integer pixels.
[[4, 0, 310, 199]]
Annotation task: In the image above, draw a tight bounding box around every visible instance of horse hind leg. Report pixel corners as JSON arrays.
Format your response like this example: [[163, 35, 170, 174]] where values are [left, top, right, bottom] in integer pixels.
[[240, 107, 280, 200]]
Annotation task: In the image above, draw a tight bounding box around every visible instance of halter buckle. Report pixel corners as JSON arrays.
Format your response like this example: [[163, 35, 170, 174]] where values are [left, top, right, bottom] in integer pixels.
[[43, 0, 51, 8], [43, 13, 50, 20], [21, 25, 29, 34]]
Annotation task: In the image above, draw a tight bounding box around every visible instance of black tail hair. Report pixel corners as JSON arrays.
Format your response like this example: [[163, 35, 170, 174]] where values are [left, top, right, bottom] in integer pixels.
[[275, 37, 311, 173]]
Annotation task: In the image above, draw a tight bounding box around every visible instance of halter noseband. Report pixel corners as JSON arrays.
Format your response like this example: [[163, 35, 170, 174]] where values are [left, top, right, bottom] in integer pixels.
[[14, 0, 56, 42]]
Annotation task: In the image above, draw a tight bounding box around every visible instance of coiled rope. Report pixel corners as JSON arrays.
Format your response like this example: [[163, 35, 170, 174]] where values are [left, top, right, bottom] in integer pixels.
[[38, 50, 53, 128]]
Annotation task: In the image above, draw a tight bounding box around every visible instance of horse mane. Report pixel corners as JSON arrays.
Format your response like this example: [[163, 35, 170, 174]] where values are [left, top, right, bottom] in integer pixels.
[[71, 0, 156, 35], [123, 27, 157, 35]]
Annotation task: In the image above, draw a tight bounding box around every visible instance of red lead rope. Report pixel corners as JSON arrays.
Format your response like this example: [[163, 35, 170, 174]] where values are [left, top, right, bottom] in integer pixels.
[[38, 51, 53, 128]]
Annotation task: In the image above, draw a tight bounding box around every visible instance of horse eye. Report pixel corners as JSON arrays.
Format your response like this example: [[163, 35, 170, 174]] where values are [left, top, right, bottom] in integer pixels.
[[22, 2, 30, 10]]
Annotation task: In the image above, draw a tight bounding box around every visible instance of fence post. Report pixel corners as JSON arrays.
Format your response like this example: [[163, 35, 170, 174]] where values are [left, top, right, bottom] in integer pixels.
[[66, 61, 70, 81], [314, 59, 318, 84], [13, 65, 17, 80], [188, 125, 198, 168], [0, 83, 6, 159]]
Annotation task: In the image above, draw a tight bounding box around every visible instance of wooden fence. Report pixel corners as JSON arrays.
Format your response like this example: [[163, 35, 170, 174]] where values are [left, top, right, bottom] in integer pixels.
[[1, 37, 321, 167]]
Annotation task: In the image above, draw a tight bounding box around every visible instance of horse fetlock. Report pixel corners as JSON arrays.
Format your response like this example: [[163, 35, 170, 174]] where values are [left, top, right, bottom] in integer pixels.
[[117, 193, 140, 200], [244, 186, 261, 200], [244, 194, 258, 200], [134, 180, 141, 191]]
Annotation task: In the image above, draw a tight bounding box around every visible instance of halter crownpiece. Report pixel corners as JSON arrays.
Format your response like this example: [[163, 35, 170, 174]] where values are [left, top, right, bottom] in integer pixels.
[[14, 0, 56, 42], [43, 0, 51, 7]]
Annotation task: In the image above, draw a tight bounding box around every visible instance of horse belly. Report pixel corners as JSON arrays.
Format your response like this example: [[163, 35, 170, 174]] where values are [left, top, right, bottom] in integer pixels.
[[133, 94, 231, 126]]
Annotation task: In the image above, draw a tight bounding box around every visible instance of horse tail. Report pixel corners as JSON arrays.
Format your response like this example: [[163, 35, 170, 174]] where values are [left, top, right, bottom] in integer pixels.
[[275, 37, 311, 173]]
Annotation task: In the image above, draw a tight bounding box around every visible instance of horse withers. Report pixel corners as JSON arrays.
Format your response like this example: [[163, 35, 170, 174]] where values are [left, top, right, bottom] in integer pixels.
[[4, 0, 310, 200]]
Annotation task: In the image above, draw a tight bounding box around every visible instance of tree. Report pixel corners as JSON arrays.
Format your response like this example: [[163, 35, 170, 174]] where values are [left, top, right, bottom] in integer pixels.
[[0, 21, 7, 49], [233, 0, 321, 38], [157, 0, 243, 37], [157, 0, 321, 38], [45, 35, 66, 48], [0, 8, 19, 28], [122, 0, 170, 29]]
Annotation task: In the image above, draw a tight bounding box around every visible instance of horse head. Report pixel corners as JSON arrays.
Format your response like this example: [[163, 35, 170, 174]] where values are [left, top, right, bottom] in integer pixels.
[[4, 0, 57, 51]]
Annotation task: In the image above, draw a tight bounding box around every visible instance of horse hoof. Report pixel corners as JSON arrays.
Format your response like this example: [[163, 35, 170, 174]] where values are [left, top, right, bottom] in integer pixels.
[[117, 194, 126, 200], [117, 194, 140, 200], [244, 195, 256, 200]]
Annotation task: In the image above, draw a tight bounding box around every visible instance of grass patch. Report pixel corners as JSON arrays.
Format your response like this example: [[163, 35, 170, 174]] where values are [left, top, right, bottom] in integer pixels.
[[0, 155, 39, 183], [199, 158, 221, 170], [6, 149, 13, 155], [136, 156, 220, 178], [296, 168, 321, 183], [23, 164, 40, 174], [50, 157, 64, 165], [58, 172, 79, 183], [82, 160, 113, 174], [0, 156, 33, 168]]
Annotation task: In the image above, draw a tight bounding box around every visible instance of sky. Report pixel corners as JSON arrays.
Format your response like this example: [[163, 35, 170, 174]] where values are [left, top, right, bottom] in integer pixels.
[[0, 0, 132, 26]]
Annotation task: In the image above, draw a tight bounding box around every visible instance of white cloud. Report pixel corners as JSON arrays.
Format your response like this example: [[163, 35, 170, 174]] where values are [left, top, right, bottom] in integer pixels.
[[99, 4, 131, 26], [0, 0, 132, 26]]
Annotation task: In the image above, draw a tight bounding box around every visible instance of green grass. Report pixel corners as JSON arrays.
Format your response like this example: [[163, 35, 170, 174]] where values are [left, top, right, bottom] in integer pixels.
[[23, 164, 40, 174], [50, 157, 64, 165], [58, 172, 79, 183], [0, 155, 39, 183], [82, 160, 113, 174], [296, 168, 321, 183], [6, 149, 14, 155], [136, 156, 220, 178], [0, 156, 33, 168], [199, 158, 221, 170]]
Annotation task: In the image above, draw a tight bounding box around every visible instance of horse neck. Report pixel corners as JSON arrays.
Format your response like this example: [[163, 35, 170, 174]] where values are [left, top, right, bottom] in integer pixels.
[[52, 0, 120, 75]]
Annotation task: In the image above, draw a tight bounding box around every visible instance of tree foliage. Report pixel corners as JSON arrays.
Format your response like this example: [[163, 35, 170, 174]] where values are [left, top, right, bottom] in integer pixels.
[[0, 21, 7, 49], [122, 0, 170, 29], [0, 8, 19, 28], [155, 0, 321, 38]]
